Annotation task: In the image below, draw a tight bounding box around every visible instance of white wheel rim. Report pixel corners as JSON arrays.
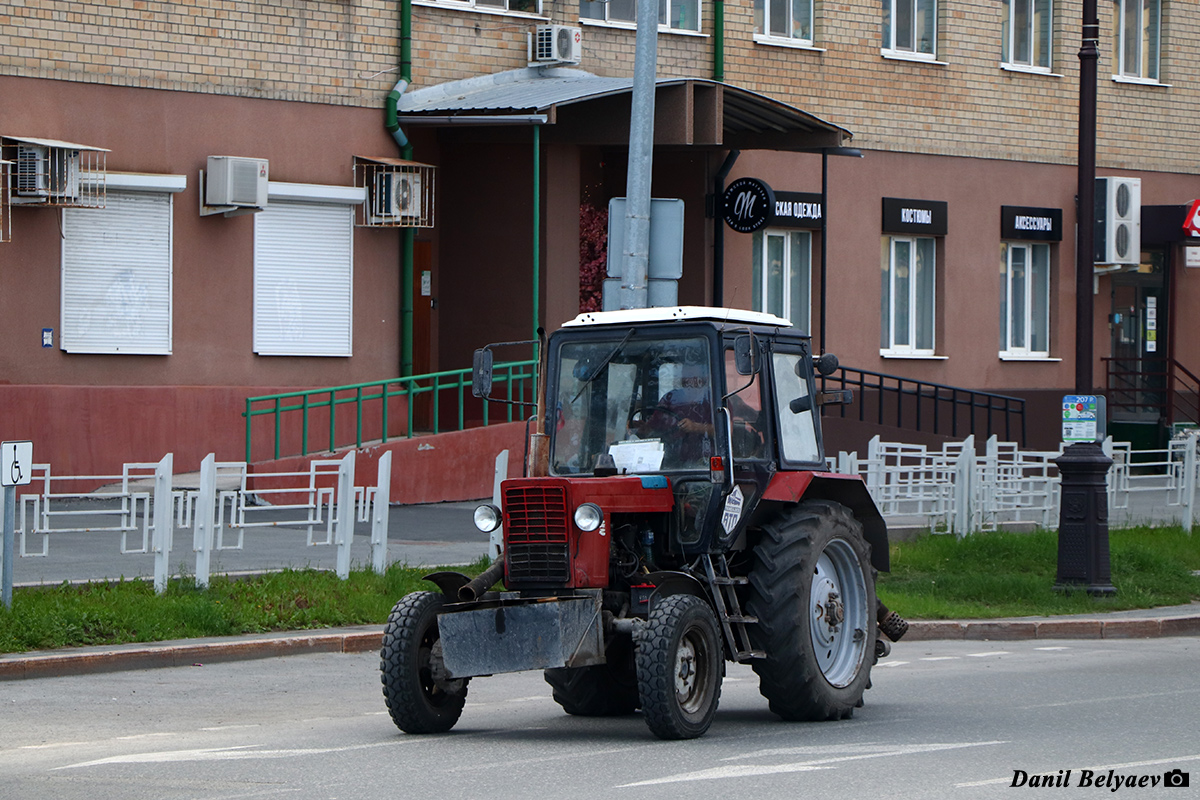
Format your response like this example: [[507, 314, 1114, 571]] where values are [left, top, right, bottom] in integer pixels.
[[809, 538, 869, 687]]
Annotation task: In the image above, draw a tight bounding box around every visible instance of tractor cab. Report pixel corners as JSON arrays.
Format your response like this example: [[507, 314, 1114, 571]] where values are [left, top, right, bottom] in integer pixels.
[[545, 307, 842, 556]]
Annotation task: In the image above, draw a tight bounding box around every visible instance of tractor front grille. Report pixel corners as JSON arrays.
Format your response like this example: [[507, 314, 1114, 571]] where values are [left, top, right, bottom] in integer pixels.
[[504, 485, 570, 583]]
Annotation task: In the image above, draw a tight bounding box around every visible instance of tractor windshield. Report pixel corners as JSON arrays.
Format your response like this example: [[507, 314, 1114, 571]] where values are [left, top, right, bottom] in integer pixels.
[[552, 335, 715, 475]]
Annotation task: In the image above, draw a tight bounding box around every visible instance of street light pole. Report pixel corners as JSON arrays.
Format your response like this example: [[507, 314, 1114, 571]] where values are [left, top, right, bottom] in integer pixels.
[[1075, 0, 1099, 393]]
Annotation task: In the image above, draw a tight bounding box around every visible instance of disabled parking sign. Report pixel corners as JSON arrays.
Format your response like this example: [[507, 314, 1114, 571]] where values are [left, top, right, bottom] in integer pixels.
[[1062, 396, 1106, 443]]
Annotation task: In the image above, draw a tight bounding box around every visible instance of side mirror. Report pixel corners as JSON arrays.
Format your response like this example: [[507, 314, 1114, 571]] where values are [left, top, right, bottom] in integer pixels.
[[472, 348, 494, 399], [734, 334, 760, 376], [815, 353, 840, 376]]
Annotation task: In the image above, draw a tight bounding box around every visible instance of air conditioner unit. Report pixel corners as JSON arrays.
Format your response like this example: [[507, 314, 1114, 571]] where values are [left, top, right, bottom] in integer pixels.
[[14, 144, 80, 200], [206, 155, 269, 208], [1095, 177, 1141, 265], [372, 171, 422, 221], [534, 25, 581, 65]]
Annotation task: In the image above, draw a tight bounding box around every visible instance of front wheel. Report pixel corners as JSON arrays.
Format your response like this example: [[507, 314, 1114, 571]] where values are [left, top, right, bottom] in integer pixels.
[[635, 594, 723, 740], [380, 591, 469, 734], [545, 634, 639, 716], [746, 501, 876, 721]]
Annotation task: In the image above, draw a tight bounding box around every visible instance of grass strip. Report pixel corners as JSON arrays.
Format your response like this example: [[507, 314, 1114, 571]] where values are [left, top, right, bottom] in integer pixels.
[[1, 527, 1197, 654], [879, 525, 1200, 619]]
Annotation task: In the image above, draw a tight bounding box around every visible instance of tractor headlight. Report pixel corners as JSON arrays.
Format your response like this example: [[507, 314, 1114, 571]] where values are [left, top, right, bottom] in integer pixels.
[[473, 504, 502, 533], [573, 503, 603, 532]]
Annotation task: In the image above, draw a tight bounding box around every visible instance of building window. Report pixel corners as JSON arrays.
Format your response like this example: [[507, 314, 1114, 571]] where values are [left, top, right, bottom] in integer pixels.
[[254, 202, 354, 357], [1113, 0, 1160, 81], [581, 0, 701, 32], [1002, 0, 1052, 70], [1000, 242, 1051, 357], [754, 0, 814, 44], [453, 0, 540, 13], [752, 229, 812, 331], [61, 190, 174, 355], [882, 0, 937, 59], [881, 236, 935, 354]]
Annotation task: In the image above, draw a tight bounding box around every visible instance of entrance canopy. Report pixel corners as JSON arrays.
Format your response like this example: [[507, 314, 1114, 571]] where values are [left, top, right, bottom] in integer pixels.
[[395, 68, 850, 151]]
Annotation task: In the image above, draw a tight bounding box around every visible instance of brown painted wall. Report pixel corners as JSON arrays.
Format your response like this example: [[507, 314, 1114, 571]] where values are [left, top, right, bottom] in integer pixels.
[[0, 75, 404, 389], [720, 149, 1200, 394]]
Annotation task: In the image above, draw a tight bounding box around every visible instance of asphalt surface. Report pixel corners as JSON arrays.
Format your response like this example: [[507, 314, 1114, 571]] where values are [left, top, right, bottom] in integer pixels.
[[3, 495, 1198, 682], [2, 602, 1197, 682]]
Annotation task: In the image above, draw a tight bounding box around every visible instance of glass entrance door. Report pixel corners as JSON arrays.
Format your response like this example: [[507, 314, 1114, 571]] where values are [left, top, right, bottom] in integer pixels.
[[1107, 251, 1168, 444]]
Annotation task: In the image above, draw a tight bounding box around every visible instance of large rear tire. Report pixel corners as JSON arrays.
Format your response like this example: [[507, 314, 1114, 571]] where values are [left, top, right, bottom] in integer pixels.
[[635, 594, 723, 740], [746, 500, 876, 721], [380, 591, 468, 734], [545, 634, 639, 716]]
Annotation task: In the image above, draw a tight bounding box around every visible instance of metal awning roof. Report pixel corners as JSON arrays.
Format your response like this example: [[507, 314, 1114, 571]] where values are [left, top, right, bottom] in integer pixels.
[[2, 135, 111, 152], [396, 68, 849, 151]]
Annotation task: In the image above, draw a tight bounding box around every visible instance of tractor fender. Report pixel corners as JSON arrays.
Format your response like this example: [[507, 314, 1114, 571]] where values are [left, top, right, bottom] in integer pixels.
[[644, 570, 710, 613], [423, 570, 472, 601], [762, 472, 890, 573]]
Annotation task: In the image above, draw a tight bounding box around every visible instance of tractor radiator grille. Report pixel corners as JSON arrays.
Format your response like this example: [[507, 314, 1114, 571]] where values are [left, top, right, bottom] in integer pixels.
[[504, 485, 570, 583]]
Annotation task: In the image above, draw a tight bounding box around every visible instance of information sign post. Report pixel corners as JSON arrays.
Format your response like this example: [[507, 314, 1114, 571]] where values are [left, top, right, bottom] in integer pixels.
[[2, 440, 33, 608], [1053, 399, 1116, 596]]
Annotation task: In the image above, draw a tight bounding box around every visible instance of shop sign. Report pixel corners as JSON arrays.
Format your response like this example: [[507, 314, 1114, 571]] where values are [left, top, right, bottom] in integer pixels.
[[882, 197, 948, 235], [1001, 206, 1063, 242], [1184, 199, 1200, 237], [723, 178, 775, 233], [772, 191, 823, 229], [1185, 247, 1200, 268]]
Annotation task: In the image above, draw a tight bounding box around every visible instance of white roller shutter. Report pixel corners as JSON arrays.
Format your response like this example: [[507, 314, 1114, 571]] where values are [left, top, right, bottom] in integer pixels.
[[254, 201, 353, 357], [61, 191, 173, 354]]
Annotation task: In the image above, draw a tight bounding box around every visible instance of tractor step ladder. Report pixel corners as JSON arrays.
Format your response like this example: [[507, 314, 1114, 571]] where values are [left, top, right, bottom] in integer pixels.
[[701, 554, 765, 662]]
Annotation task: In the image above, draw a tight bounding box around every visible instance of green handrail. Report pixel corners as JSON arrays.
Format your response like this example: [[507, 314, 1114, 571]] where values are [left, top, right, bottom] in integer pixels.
[[243, 359, 538, 463]]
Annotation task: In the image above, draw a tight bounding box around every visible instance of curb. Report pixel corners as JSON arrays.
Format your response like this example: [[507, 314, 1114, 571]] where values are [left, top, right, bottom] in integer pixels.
[[906, 615, 1200, 642], [0, 629, 385, 682], [3, 616, 1199, 682]]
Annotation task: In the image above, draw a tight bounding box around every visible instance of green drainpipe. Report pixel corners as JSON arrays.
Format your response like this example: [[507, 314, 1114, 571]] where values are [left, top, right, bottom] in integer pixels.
[[532, 126, 540, 344]]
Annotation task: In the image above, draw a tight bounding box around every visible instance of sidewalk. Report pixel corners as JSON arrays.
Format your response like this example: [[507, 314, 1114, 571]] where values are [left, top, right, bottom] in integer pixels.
[[3, 603, 1198, 682]]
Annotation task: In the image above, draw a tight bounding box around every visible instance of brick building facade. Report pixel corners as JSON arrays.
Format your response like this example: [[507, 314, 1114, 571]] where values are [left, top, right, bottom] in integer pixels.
[[1, 0, 1198, 475]]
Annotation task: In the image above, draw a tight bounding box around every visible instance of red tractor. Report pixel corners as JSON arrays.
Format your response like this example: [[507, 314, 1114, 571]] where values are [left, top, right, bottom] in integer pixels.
[[380, 307, 907, 739]]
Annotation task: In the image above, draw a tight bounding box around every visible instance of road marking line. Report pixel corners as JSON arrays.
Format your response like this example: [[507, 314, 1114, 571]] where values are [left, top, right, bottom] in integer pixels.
[[955, 753, 1200, 787], [1034, 646, 1070, 651], [966, 651, 1010, 657], [56, 741, 403, 770], [619, 741, 1008, 787], [200, 725, 261, 731], [1017, 686, 1200, 709], [920, 656, 960, 661], [878, 661, 909, 667]]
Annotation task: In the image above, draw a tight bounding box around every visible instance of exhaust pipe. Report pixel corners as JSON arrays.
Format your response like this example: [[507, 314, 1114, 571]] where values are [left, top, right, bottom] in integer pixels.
[[458, 556, 506, 602], [877, 600, 909, 643]]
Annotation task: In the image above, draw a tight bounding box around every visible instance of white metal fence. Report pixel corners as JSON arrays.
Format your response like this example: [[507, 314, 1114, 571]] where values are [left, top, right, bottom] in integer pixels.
[[5, 435, 1196, 595], [830, 432, 1200, 536], [10, 450, 392, 593]]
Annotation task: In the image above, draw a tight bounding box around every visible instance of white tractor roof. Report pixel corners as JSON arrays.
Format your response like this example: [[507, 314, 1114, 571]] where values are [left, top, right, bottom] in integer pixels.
[[563, 306, 794, 330]]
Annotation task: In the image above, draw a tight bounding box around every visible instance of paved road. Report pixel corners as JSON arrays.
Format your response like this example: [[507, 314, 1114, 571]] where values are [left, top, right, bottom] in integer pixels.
[[9, 501, 488, 586], [2, 638, 1198, 799]]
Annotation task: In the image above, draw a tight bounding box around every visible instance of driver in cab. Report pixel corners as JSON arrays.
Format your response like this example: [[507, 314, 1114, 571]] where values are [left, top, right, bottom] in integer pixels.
[[631, 362, 715, 469]]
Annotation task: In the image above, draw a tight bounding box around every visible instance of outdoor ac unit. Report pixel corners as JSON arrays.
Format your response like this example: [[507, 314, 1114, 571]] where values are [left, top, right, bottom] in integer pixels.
[[1095, 177, 1141, 265], [372, 171, 422, 221], [534, 25, 581, 65], [14, 144, 80, 200], [206, 155, 269, 208]]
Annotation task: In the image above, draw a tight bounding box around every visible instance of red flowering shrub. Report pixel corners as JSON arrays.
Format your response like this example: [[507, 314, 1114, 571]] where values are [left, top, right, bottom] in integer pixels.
[[579, 203, 608, 312]]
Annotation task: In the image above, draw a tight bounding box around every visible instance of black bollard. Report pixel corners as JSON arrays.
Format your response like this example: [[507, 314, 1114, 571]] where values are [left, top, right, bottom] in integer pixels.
[[1053, 442, 1116, 596]]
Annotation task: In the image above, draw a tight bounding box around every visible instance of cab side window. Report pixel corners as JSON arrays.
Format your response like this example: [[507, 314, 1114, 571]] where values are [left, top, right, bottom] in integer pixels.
[[772, 351, 820, 464], [724, 349, 767, 459]]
